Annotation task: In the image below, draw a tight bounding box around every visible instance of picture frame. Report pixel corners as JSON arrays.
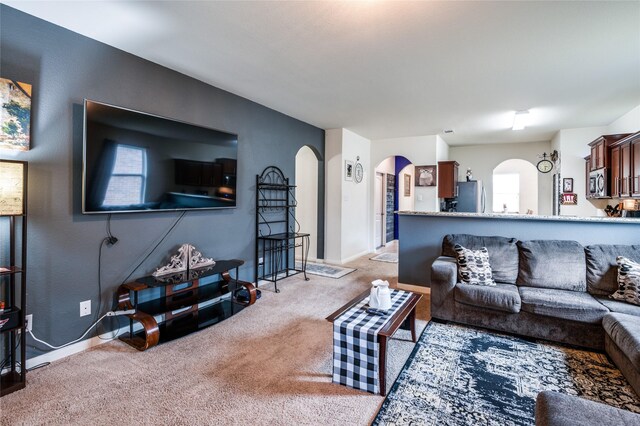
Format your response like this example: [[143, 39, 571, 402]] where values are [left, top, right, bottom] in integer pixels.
[[561, 193, 578, 205], [404, 173, 411, 197], [1, 77, 32, 151], [345, 160, 353, 181], [563, 178, 573, 193], [415, 165, 437, 187]]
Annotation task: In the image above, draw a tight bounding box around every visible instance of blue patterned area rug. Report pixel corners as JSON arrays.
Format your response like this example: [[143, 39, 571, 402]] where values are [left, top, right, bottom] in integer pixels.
[[373, 321, 640, 425]]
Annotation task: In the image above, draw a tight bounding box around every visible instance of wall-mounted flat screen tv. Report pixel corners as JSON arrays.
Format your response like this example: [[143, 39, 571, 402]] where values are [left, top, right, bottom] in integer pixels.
[[83, 100, 238, 214]]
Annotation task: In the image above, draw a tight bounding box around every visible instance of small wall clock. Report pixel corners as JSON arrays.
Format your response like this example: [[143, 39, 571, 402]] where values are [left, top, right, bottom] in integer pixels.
[[536, 153, 554, 173]]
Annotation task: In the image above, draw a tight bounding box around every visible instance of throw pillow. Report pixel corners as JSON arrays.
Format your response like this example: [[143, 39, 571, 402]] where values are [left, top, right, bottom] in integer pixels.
[[610, 256, 640, 306], [454, 244, 495, 286]]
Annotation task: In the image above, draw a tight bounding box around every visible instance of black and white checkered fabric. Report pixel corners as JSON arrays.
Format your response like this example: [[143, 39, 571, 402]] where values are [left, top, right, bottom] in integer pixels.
[[332, 289, 411, 394]]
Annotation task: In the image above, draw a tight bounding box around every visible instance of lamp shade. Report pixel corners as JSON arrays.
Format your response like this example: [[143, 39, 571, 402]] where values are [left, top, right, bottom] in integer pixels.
[[0, 160, 26, 216]]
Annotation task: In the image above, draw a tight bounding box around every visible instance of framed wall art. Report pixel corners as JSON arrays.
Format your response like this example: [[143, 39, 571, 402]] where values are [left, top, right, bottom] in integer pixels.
[[0, 78, 32, 151], [415, 165, 437, 187], [404, 173, 411, 196], [345, 160, 353, 181], [562, 178, 573, 193]]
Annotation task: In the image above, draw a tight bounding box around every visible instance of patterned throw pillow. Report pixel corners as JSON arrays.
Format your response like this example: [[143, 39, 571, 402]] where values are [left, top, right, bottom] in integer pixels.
[[611, 256, 640, 306], [454, 244, 495, 286]]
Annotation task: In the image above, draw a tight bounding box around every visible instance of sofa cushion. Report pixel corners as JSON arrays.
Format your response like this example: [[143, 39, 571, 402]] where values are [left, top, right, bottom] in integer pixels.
[[519, 287, 608, 324], [516, 240, 586, 291], [443, 234, 518, 283], [453, 244, 495, 286], [611, 256, 640, 306], [535, 391, 640, 426], [596, 297, 640, 317], [586, 244, 640, 296], [455, 283, 521, 313], [602, 313, 640, 368]]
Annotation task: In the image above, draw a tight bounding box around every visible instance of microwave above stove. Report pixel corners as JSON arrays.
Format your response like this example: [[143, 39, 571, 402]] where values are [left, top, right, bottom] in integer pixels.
[[589, 168, 608, 198]]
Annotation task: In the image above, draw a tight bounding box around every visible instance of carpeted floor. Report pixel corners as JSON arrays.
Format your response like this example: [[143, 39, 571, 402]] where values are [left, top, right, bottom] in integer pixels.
[[1, 248, 427, 425], [374, 321, 640, 425]]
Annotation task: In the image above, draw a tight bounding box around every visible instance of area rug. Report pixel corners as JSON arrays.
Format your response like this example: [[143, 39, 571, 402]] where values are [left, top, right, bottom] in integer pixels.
[[295, 261, 355, 278], [370, 253, 398, 263], [373, 321, 640, 425]]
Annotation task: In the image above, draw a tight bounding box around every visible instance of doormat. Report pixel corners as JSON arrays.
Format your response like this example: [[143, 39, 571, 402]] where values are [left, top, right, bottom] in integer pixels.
[[370, 253, 398, 263], [373, 321, 640, 425], [295, 261, 355, 279]]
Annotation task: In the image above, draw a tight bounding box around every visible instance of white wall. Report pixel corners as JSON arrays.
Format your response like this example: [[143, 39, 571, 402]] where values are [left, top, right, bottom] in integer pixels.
[[608, 105, 640, 134], [397, 164, 415, 211], [450, 141, 554, 215], [324, 129, 343, 263], [493, 159, 538, 214], [295, 146, 318, 261], [375, 157, 395, 175], [552, 126, 608, 217], [324, 128, 371, 264]]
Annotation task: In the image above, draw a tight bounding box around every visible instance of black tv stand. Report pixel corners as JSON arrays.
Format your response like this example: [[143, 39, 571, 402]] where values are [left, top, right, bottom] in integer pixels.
[[115, 259, 256, 351]]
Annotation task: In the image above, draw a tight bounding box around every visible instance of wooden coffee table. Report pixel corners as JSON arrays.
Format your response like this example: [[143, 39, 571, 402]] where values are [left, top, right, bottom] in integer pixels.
[[326, 289, 422, 395]]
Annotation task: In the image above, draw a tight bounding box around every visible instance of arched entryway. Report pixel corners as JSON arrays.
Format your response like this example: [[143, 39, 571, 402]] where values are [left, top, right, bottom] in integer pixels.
[[373, 156, 414, 249], [492, 159, 538, 214], [295, 145, 322, 260]]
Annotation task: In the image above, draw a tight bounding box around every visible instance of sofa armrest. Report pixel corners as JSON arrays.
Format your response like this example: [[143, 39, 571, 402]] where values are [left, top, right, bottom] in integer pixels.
[[430, 256, 458, 319]]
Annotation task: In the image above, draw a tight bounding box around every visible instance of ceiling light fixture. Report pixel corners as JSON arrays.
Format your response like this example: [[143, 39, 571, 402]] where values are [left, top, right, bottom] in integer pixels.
[[512, 110, 530, 130]]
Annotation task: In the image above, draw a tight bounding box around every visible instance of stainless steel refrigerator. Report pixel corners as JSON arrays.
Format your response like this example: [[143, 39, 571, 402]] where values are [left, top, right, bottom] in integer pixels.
[[457, 180, 486, 213]]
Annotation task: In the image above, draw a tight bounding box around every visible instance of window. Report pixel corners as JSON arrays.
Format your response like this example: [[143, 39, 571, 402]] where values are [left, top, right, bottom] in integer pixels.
[[493, 173, 519, 213], [102, 145, 147, 206]]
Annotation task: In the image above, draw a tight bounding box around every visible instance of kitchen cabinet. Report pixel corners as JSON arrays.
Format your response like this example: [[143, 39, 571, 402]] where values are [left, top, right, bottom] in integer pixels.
[[633, 136, 640, 197], [611, 147, 621, 197], [438, 161, 459, 198], [609, 132, 640, 198], [588, 134, 630, 171]]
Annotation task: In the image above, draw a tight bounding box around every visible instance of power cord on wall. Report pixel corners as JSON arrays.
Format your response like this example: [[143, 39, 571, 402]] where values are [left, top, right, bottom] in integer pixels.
[[28, 310, 134, 350]]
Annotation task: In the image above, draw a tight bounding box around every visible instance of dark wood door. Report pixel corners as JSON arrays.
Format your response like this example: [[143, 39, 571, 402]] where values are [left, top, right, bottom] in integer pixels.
[[590, 145, 598, 170], [611, 146, 620, 197], [596, 141, 605, 169], [585, 157, 591, 199], [633, 139, 640, 196]]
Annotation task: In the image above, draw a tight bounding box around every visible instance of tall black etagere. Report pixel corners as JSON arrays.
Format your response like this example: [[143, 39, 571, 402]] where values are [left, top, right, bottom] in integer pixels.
[[0, 160, 28, 397], [255, 166, 309, 293]]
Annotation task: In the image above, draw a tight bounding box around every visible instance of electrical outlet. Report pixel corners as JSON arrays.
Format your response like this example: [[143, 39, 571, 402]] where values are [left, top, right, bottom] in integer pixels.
[[25, 314, 33, 332], [80, 300, 91, 317], [258, 257, 264, 265]]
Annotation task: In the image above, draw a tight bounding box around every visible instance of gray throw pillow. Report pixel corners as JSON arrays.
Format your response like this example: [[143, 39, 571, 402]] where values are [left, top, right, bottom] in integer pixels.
[[454, 244, 495, 286], [611, 256, 640, 306]]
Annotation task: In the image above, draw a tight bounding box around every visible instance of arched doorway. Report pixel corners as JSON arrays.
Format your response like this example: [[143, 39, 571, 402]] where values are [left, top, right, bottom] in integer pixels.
[[492, 159, 538, 214], [295, 146, 320, 261], [373, 156, 414, 249]]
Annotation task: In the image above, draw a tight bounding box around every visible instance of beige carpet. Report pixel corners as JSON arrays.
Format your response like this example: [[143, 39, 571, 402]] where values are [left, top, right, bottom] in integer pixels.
[[1, 251, 428, 425]]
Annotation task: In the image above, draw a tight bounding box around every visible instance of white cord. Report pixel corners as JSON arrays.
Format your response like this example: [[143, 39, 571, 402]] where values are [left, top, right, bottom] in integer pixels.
[[28, 312, 113, 350]]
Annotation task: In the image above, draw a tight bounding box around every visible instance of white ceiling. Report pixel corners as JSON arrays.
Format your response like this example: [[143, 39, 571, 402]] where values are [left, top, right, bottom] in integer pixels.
[[5, 1, 640, 145]]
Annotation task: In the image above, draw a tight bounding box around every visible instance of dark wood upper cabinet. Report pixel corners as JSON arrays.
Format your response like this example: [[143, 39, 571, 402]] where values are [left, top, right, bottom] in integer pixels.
[[438, 161, 459, 198], [608, 131, 640, 199], [588, 134, 630, 171], [633, 136, 640, 197], [611, 147, 621, 197]]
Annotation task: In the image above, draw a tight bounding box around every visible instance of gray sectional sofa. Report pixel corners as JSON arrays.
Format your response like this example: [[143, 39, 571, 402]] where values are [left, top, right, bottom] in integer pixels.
[[430, 234, 640, 398]]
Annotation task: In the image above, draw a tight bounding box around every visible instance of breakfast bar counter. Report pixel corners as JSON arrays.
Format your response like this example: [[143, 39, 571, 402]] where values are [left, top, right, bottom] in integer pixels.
[[398, 211, 640, 287]]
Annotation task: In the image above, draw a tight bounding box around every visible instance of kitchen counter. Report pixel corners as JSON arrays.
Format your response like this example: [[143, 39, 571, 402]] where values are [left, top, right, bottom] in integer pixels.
[[397, 211, 640, 224], [397, 210, 640, 287]]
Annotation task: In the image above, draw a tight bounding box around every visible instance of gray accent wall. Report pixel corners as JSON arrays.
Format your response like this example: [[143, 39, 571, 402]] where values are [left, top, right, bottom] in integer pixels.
[[0, 5, 325, 356], [399, 213, 640, 286]]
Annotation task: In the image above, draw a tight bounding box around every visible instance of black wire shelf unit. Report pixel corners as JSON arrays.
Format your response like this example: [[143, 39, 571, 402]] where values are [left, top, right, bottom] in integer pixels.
[[1, 160, 28, 397], [255, 166, 309, 293]]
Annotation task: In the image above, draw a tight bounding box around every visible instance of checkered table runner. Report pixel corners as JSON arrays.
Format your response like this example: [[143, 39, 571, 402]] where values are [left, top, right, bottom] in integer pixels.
[[332, 289, 411, 394]]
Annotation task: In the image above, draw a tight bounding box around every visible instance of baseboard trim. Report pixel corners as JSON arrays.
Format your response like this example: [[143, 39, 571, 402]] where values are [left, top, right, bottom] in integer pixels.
[[25, 326, 129, 369]]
